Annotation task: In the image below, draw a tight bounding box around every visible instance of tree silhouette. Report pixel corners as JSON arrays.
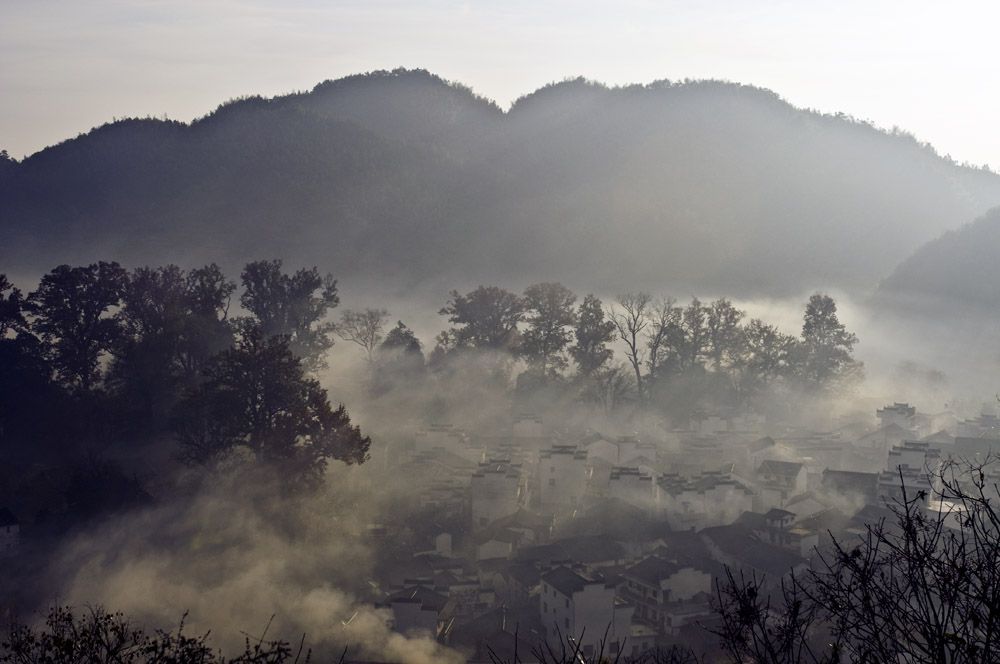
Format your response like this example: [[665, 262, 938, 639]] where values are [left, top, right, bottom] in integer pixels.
[[26, 262, 127, 393], [240, 260, 339, 373], [796, 293, 862, 391], [172, 322, 369, 487], [520, 282, 577, 378]]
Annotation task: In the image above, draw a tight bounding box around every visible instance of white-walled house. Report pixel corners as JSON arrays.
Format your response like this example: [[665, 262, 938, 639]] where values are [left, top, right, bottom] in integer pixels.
[[878, 403, 916, 430], [618, 556, 713, 637], [384, 584, 449, 637], [471, 460, 523, 526], [582, 434, 657, 468], [755, 460, 807, 510], [512, 413, 545, 438], [540, 566, 633, 659], [878, 466, 934, 508], [887, 440, 940, 473], [854, 423, 914, 469], [608, 467, 656, 515], [750, 508, 820, 558], [655, 471, 753, 531], [538, 446, 588, 508]]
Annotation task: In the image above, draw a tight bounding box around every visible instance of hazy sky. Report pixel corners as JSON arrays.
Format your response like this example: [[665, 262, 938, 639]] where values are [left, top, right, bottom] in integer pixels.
[[2, 1, 998, 167]]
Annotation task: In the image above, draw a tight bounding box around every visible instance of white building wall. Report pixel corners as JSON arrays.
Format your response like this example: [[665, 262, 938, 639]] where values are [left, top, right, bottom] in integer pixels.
[[667, 567, 712, 601], [471, 468, 521, 524], [609, 470, 655, 513], [539, 448, 588, 507], [543, 581, 632, 656]]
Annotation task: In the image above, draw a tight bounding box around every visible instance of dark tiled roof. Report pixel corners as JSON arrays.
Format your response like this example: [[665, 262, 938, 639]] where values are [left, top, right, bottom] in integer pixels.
[[735, 511, 766, 529], [516, 535, 625, 566], [746, 436, 775, 452], [624, 556, 680, 586], [700, 525, 807, 576], [490, 508, 554, 530], [542, 566, 593, 596], [388, 584, 449, 612], [506, 561, 542, 587], [557, 535, 626, 563], [757, 460, 803, 477]]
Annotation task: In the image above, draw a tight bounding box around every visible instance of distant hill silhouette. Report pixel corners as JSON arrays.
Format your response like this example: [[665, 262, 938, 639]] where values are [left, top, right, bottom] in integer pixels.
[[4, 68, 1000, 297], [877, 206, 1000, 311]]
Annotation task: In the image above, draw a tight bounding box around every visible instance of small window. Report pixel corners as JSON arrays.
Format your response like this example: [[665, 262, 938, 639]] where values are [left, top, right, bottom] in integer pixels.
[[565, 598, 569, 608], [565, 618, 569, 629], [543, 601, 547, 613], [549, 478, 556, 486]]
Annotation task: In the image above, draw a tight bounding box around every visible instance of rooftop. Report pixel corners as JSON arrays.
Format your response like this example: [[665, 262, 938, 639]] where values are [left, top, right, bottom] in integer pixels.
[[542, 566, 597, 596]]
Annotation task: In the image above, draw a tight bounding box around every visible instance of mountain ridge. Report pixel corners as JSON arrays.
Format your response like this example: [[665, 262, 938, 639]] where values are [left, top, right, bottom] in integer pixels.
[[3, 68, 999, 299]]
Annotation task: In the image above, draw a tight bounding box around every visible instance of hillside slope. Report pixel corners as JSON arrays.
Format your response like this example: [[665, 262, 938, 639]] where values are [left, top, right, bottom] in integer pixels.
[[3, 68, 999, 297], [877, 206, 1000, 310]]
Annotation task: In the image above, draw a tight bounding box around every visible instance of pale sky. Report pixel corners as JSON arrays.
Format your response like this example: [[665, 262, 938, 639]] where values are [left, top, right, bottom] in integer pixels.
[[2, 0, 999, 167]]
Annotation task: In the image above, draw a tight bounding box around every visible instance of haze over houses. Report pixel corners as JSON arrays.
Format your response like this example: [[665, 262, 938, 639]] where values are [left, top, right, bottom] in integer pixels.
[[341, 396, 1000, 660]]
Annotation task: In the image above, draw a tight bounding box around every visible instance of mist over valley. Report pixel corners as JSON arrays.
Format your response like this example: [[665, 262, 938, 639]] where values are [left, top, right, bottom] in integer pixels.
[[3, 68, 1000, 663]]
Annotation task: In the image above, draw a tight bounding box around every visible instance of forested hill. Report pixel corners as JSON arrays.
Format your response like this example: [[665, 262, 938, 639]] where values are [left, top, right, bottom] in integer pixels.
[[4, 68, 1000, 297], [876, 206, 1000, 312]]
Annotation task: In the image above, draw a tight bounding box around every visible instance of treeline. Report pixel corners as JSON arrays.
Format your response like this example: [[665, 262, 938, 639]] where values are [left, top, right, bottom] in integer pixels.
[[0, 260, 369, 511], [422, 284, 862, 422], [1, 264, 865, 486]]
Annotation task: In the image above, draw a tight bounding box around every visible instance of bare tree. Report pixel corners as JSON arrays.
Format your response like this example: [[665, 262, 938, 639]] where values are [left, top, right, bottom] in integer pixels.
[[704, 298, 745, 373], [608, 292, 651, 400], [337, 308, 390, 369], [714, 457, 1000, 663], [645, 297, 680, 389], [581, 363, 636, 415]]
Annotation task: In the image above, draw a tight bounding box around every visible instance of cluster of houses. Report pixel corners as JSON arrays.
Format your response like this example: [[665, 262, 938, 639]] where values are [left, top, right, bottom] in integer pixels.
[[361, 403, 1000, 661], [3, 401, 997, 660]]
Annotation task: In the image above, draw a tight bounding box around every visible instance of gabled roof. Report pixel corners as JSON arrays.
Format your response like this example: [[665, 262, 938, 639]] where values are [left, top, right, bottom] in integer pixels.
[[558, 535, 627, 564], [757, 459, 803, 477], [735, 511, 767, 529], [920, 430, 956, 445], [388, 584, 449, 612], [821, 469, 878, 491], [745, 436, 776, 452], [782, 492, 831, 519], [700, 524, 808, 576], [516, 535, 626, 566], [542, 566, 595, 596], [475, 526, 522, 546], [505, 561, 542, 587], [846, 504, 900, 536], [857, 423, 912, 442], [797, 507, 851, 537], [624, 556, 682, 586], [489, 508, 554, 531]]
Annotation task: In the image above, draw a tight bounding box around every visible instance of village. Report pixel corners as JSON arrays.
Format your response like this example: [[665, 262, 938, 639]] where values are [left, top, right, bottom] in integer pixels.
[[327, 400, 1000, 661]]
